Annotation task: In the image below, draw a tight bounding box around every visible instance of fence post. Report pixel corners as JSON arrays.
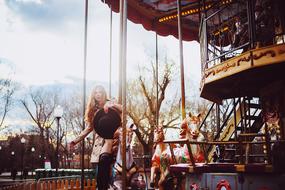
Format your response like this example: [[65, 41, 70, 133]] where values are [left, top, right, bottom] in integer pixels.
[[64, 179, 69, 189], [31, 182, 36, 190], [43, 181, 47, 190], [60, 179, 65, 189], [17, 184, 23, 190], [51, 180, 56, 190], [75, 179, 80, 190], [36, 180, 41, 190], [24, 182, 28, 190], [48, 180, 51, 190], [87, 179, 91, 190], [70, 180, 74, 190], [56, 180, 60, 189], [91, 179, 96, 190]]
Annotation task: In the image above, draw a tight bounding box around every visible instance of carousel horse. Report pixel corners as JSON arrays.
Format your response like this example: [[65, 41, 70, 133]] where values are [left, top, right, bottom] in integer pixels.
[[150, 125, 175, 190], [262, 98, 281, 140], [113, 124, 139, 190], [179, 112, 205, 163], [150, 113, 207, 189], [150, 114, 206, 190]]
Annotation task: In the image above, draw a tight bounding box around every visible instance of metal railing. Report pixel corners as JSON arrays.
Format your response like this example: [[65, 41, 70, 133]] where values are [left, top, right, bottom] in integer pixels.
[[200, 0, 285, 71]]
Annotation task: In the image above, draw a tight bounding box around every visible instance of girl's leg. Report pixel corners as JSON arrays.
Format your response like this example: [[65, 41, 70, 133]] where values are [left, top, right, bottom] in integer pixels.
[[91, 163, 98, 179], [97, 153, 113, 190]]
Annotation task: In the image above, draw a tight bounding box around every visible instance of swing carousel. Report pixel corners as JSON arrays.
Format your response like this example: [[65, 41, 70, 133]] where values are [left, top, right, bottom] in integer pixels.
[[102, 0, 285, 189]]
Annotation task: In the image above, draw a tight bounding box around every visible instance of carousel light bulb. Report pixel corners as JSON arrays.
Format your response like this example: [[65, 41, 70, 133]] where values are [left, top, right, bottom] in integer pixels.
[[262, 129, 265, 133]]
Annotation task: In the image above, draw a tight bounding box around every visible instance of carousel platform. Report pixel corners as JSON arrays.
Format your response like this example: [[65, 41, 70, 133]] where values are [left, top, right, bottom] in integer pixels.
[[169, 163, 275, 174]]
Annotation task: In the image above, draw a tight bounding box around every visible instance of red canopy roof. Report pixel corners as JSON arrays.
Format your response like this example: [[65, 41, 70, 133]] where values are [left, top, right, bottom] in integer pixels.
[[102, 0, 201, 41]]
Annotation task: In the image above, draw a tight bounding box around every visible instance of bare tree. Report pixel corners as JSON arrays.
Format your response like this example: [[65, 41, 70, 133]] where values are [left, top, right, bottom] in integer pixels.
[[60, 90, 84, 159], [20, 87, 60, 165], [62, 91, 83, 137], [0, 76, 17, 130], [127, 57, 180, 156]]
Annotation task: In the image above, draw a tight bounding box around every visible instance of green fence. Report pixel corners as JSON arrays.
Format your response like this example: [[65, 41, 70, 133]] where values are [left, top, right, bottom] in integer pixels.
[[35, 169, 96, 180]]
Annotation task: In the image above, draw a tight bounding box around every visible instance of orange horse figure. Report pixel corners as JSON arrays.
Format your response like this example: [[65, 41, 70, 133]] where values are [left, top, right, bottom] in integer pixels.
[[150, 125, 174, 190]]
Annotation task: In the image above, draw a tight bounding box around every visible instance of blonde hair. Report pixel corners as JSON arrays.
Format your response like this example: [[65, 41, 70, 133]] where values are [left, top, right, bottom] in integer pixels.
[[85, 85, 107, 126]]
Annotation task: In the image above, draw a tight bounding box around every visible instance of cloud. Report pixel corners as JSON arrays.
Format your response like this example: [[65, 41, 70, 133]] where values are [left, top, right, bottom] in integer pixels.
[[1, 0, 201, 87], [5, 0, 84, 32]]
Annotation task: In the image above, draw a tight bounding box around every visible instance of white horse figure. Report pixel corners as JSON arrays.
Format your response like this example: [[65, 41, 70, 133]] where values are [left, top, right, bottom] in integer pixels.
[[179, 112, 205, 163]]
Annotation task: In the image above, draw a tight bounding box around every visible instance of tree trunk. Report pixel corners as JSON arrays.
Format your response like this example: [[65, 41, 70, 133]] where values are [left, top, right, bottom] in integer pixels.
[[142, 143, 152, 168], [40, 128, 45, 168]]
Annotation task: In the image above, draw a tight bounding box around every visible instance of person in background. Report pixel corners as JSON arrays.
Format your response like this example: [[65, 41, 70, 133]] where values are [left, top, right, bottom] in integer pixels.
[[11, 167, 17, 180], [70, 85, 122, 190]]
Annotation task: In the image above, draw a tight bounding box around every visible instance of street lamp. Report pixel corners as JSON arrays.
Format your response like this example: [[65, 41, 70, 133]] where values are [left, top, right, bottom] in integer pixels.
[[0, 145, 2, 163], [0, 146, 3, 174], [62, 155, 65, 168], [20, 137, 26, 179], [11, 151, 16, 180], [54, 105, 63, 176], [31, 147, 35, 177], [72, 152, 76, 169]]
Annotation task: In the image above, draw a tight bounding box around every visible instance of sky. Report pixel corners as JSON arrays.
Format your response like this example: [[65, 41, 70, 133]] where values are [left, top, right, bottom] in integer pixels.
[[0, 0, 201, 87], [0, 0, 202, 137]]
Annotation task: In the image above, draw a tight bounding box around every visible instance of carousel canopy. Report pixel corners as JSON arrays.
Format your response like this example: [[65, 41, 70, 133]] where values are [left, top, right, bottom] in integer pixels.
[[102, 0, 202, 41]]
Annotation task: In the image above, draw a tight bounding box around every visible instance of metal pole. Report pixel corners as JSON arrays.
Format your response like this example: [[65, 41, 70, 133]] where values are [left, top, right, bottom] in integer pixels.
[[201, 0, 208, 71], [81, 0, 88, 189], [156, 33, 159, 127], [118, 0, 124, 103], [21, 144, 24, 179], [121, 0, 128, 189], [11, 152, 15, 180], [56, 117, 60, 176], [31, 157, 33, 177], [247, 0, 255, 49], [109, 6, 113, 98], [45, 128, 49, 167], [0, 145, 3, 174], [177, 0, 186, 120], [216, 104, 220, 134]]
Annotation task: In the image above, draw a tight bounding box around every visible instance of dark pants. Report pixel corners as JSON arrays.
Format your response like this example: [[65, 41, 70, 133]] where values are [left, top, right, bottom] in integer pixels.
[[91, 163, 98, 178], [97, 153, 113, 190]]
